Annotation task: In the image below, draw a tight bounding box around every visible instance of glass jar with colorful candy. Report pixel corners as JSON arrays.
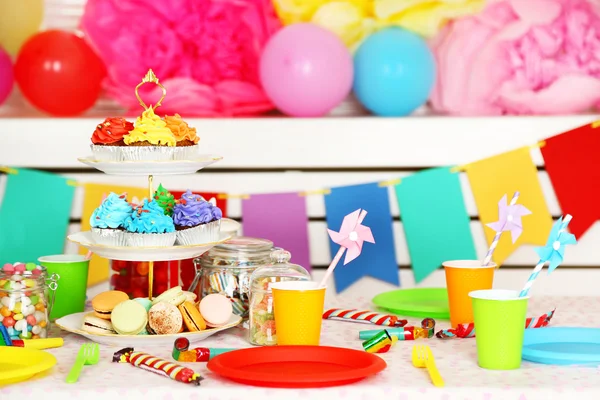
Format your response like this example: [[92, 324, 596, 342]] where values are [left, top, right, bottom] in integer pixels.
[[248, 249, 310, 346], [0, 262, 58, 340], [195, 237, 274, 318], [109, 260, 180, 298]]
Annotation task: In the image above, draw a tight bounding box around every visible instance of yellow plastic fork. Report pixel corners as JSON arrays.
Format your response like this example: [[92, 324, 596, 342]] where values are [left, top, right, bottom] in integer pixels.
[[412, 345, 445, 387]]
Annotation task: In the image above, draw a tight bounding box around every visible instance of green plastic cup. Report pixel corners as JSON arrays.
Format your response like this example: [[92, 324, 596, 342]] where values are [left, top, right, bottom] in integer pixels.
[[38, 255, 90, 320], [470, 289, 528, 370]]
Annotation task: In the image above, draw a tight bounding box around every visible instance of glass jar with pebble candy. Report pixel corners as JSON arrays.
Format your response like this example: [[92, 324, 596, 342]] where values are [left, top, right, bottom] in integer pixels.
[[248, 249, 310, 346], [0, 262, 58, 341], [194, 237, 274, 319]]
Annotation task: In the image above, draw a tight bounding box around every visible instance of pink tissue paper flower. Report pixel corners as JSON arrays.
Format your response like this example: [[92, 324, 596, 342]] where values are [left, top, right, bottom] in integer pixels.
[[430, 0, 600, 115], [81, 0, 281, 116]]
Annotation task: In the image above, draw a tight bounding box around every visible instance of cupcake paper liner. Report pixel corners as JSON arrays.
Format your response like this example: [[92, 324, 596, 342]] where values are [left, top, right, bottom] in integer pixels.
[[173, 145, 200, 161], [175, 220, 221, 245], [126, 232, 177, 247], [91, 228, 127, 246], [90, 144, 124, 162], [120, 146, 175, 162]]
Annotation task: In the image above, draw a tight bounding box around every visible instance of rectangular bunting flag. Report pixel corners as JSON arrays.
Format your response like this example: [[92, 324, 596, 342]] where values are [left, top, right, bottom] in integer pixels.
[[541, 122, 600, 239], [324, 182, 398, 292], [395, 167, 476, 283], [242, 192, 311, 272], [0, 169, 75, 265], [466, 147, 553, 265]]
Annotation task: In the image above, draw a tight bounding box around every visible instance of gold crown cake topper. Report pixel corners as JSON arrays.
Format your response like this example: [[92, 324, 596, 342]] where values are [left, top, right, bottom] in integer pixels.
[[135, 69, 167, 111]]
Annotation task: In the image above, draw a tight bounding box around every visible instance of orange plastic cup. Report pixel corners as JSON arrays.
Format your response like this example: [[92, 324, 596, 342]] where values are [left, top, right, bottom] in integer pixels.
[[443, 260, 495, 328], [271, 281, 326, 345]]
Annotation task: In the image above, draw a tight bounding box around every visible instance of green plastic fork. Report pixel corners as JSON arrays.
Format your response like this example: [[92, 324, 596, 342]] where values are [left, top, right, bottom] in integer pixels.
[[66, 343, 100, 383]]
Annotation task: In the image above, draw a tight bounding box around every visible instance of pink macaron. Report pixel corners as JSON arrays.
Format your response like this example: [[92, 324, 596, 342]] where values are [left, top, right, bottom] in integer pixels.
[[199, 294, 232, 327]]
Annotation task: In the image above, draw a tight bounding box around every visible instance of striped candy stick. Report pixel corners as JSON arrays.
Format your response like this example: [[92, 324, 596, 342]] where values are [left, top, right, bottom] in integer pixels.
[[482, 191, 520, 266], [519, 215, 572, 298], [322, 308, 408, 327]]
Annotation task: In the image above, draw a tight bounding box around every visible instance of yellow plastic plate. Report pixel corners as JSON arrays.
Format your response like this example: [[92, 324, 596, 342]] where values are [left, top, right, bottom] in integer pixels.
[[0, 347, 57, 386]]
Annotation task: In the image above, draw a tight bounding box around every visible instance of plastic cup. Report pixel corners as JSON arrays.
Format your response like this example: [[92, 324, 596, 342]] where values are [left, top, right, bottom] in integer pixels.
[[470, 289, 528, 370], [443, 260, 495, 328], [271, 281, 326, 345], [38, 255, 90, 320]]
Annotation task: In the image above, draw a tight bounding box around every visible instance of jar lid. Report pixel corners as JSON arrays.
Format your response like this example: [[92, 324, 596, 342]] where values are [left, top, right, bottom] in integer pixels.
[[200, 237, 275, 268], [250, 249, 311, 291], [215, 237, 274, 252]]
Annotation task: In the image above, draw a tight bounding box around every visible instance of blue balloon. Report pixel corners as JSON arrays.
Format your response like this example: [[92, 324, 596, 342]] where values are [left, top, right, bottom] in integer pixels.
[[353, 28, 436, 116]]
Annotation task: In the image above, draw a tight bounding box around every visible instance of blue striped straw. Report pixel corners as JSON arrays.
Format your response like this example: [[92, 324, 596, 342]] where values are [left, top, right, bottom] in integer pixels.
[[519, 214, 572, 297], [482, 192, 520, 266]]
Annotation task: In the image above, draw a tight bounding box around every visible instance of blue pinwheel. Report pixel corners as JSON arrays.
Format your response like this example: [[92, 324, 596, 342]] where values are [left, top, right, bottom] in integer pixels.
[[534, 216, 577, 273]]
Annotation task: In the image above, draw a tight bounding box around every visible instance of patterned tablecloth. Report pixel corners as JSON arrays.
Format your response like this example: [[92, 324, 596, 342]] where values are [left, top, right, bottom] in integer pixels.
[[2, 295, 600, 400]]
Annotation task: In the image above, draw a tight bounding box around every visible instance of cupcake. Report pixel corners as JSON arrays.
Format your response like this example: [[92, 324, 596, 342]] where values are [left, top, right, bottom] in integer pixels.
[[122, 108, 177, 161], [153, 183, 175, 216], [90, 117, 134, 161], [90, 192, 132, 246], [124, 199, 176, 247], [173, 190, 222, 245], [164, 114, 199, 160]]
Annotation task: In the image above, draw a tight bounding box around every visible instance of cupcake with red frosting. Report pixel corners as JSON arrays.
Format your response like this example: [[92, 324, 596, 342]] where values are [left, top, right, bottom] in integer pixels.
[[90, 117, 134, 161]]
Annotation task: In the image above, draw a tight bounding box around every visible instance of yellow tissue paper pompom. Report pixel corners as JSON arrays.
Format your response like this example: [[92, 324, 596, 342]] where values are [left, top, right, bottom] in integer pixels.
[[274, 0, 485, 49]]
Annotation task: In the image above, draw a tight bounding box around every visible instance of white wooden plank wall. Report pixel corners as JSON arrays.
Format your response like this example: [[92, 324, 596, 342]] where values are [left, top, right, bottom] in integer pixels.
[[1, 116, 600, 297]]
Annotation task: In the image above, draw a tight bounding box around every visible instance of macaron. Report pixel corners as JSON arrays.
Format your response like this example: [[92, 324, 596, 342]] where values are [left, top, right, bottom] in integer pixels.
[[111, 300, 148, 335], [81, 313, 116, 335], [178, 301, 206, 332], [151, 286, 186, 307], [134, 297, 153, 312], [92, 290, 129, 320], [199, 294, 232, 327], [148, 301, 182, 335]]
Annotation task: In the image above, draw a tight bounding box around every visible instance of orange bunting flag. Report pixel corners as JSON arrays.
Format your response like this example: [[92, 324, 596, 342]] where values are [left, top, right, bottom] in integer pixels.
[[466, 147, 553, 266], [80, 183, 149, 286]]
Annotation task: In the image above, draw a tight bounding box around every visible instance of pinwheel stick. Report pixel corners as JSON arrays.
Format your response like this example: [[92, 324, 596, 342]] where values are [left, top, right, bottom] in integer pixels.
[[519, 214, 572, 298], [319, 210, 368, 288], [482, 191, 520, 266]]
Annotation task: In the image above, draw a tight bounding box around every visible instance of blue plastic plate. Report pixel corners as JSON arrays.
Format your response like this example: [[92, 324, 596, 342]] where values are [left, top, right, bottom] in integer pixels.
[[522, 327, 600, 366]]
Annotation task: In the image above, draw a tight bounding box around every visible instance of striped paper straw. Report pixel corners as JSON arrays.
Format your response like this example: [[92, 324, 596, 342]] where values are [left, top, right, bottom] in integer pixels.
[[482, 192, 520, 266], [519, 215, 572, 297]]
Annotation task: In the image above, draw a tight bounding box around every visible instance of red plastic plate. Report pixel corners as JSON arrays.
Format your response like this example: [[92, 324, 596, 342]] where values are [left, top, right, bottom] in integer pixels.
[[207, 345, 387, 388]]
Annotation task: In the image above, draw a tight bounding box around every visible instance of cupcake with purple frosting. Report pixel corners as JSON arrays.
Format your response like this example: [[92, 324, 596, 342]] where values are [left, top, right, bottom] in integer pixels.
[[173, 190, 222, 245]]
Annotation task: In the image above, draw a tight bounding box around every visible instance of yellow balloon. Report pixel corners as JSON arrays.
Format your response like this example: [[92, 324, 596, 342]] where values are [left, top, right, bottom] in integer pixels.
[[0, 0, 44, 55]]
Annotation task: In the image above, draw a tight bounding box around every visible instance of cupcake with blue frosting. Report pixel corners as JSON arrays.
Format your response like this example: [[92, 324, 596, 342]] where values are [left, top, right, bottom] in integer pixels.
[[124, 199, 176, 247], [90, 192, 132, 246], [173, 190, 222, 245]]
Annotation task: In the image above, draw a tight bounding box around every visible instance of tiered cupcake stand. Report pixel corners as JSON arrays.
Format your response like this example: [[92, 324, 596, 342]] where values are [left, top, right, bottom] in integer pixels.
[[58, 71, 242, 345]]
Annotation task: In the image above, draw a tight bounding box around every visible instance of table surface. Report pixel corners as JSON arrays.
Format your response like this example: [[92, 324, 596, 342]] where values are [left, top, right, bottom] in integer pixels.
[[2, 295, 600, 400]]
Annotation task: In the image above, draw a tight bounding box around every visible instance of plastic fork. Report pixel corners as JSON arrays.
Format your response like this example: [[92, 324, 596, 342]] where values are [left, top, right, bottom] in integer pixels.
[[66, 343, 100, 383], [412, 345, 445, 387]]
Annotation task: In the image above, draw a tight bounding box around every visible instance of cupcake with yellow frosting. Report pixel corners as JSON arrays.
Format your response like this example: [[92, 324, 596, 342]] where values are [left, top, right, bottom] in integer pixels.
[[164, 114, 200, 160], [122, 108, 177, 161]]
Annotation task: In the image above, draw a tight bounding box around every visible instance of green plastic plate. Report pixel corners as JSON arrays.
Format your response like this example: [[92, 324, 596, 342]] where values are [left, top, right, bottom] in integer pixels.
[[372, 288, 450, 319]]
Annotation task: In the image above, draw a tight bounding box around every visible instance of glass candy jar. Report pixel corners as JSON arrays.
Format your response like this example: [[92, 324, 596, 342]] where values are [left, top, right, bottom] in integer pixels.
[[0, 263, 59, 340], [194, 237, 274, 318], [248, 249, 310, 346]]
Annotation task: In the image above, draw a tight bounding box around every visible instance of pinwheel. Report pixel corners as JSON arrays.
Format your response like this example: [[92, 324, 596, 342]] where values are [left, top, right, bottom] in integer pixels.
[[319, 208, 375, 288], [519, 215, 577, 297], [482, 192, 531, 266]]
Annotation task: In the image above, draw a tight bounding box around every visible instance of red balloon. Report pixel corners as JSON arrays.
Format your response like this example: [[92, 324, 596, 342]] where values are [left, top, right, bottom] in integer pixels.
[[14, 30, 106, 116]]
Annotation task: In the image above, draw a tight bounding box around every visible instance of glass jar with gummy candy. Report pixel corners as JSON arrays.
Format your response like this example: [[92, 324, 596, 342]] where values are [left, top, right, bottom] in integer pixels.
[[248, 249, 310, 346], [0, 262, 58, 340]]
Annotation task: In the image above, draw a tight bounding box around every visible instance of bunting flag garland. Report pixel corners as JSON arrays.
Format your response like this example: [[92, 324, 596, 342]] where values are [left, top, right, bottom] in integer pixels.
[[242, 192, 311, 272], [394, 167, 477, 283], [466, 147, 553, 266], [541, 122, 600, 238], [80, 183, 150, 286], [0, 168, 75, 265], [324, 183, 399, 292], [0, 120, 596, 286]]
